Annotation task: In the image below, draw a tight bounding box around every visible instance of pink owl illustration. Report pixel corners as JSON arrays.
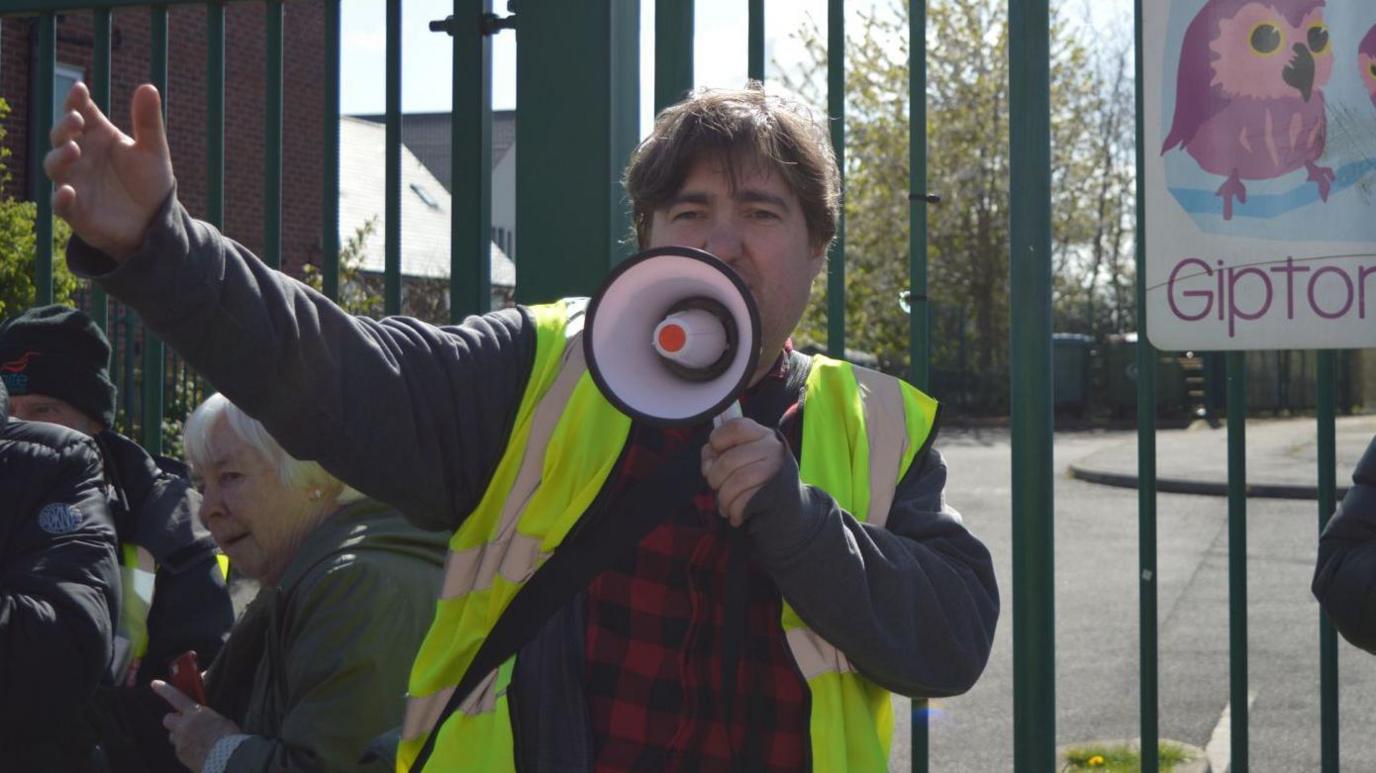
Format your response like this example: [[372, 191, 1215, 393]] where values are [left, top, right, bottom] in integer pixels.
[[1360, 26, 1376, 108], [1162, 0, 1335, 220]]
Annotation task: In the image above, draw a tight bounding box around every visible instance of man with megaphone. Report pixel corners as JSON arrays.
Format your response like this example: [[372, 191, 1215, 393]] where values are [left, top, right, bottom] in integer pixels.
[[47, 80, 998, 772]]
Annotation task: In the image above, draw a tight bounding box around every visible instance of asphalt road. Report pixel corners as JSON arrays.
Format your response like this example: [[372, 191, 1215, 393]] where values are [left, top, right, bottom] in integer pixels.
[[886, 427, 1376, 772]]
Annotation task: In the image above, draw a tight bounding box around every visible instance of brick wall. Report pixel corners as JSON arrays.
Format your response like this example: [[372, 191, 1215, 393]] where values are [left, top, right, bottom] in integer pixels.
[[1, 2, 325, 276]]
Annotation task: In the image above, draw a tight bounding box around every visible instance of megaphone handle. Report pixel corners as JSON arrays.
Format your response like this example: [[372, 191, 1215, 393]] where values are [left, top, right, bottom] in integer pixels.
[[712, 400, 743, 429]]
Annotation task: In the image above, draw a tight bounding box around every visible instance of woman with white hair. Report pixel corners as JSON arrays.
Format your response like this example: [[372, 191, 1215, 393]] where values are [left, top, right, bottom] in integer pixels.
[[148, 393, 447, 773]]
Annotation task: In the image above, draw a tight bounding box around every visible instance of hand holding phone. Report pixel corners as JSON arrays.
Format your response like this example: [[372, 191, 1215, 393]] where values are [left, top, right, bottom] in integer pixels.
[[166, 650, 207, 705]]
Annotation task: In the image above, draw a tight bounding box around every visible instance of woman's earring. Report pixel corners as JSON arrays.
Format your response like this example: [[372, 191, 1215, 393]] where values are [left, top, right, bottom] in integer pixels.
[[308, 488, 323, 502]]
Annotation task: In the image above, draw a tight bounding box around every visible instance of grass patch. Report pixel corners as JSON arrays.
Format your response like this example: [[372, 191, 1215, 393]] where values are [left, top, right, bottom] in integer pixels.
[[1062, 741, 1194, 772]]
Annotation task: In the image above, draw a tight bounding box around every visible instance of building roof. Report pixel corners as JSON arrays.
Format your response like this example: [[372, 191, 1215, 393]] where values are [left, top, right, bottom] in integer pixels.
[[339, 116, 514, 287], [352, 110, 516, 193]]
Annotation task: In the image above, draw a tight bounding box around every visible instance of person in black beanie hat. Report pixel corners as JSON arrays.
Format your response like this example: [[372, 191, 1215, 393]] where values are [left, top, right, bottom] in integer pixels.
[[0, 304, 117, 434], [0, 304, 235, 773]]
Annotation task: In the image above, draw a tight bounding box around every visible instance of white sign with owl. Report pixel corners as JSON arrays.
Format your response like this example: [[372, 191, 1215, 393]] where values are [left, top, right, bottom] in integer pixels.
[[1144, 0, 1376, 350]]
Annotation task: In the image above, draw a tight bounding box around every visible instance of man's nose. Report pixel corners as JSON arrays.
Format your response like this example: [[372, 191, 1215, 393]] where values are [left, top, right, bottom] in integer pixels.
[[705, 220, 744, 264]]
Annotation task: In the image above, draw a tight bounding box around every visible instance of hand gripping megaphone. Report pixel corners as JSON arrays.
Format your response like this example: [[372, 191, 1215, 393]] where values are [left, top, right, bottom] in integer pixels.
[[584, 246, 762, 426]]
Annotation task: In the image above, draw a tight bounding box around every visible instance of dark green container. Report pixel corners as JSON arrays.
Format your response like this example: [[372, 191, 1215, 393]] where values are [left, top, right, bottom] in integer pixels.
[[1052, 333, 1093, 412]]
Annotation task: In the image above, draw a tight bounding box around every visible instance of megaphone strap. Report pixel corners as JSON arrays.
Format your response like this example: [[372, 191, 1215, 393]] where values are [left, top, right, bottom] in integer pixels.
[[408, 431, 707, 773]]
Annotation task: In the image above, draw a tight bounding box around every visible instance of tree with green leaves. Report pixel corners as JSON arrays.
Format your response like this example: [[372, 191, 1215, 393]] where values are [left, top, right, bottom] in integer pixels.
[[783, 0, 1135, 412], [0, 97, 79, 319]]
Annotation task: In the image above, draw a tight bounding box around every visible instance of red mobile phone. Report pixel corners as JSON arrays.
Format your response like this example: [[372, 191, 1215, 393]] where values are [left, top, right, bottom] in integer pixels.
[[167, 650, 207, 704]]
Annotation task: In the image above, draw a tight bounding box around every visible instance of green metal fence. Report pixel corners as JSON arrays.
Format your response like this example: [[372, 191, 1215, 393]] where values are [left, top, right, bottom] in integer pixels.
[[6, 1, 1351, 771]]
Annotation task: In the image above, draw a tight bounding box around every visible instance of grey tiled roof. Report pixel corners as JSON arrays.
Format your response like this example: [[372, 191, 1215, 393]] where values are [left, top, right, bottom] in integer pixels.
[[352, 110, 517, 192], [339, 116, 514, 287]]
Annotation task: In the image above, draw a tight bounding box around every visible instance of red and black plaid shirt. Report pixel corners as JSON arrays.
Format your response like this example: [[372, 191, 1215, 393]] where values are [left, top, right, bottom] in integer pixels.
[[583, 351, 810, 772]]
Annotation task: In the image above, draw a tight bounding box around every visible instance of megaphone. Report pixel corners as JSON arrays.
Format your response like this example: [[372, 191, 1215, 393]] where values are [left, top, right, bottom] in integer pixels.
[[584, 246, 762, 426]]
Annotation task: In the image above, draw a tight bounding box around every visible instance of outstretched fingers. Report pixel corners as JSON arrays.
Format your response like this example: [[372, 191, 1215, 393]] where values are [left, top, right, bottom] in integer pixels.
[[130, 84, 169, 157]]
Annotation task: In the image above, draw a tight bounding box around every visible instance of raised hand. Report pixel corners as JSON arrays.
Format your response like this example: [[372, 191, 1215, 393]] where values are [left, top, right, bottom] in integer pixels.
[[43, 82, 175, 261]]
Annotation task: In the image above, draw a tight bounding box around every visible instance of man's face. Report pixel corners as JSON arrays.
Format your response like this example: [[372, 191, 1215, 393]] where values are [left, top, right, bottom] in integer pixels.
[[647, 156, 825, 383], [8, 393, 102, 436]]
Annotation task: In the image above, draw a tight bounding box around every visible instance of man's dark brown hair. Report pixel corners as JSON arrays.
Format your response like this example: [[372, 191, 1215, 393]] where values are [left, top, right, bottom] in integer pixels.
[[624, 84, 841, 251]]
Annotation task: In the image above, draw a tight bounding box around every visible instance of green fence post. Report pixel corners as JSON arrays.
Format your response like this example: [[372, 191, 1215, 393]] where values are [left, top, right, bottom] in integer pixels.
[[908, 2, 931, 767], [654, 0, 693, 114], [826, 0, 845, 360], [747, 0, 764, 82], [608, 1, 640, 267], [207, 0, 225, 230], [385, 0, 403, 315], [1317, 350, 1339, 772], [34, 13, 56, 307], [1133, 3, 1159, 770], [264, 0, 283, 269], [1226, 350, 1248, 771], [323, 0, 341, 301], [141, 5, 169, 455], [515, 0, 640, 302], [447, 0, 493, 319], [90, 9, 112, 330], [1008, 0, 1055, 768]]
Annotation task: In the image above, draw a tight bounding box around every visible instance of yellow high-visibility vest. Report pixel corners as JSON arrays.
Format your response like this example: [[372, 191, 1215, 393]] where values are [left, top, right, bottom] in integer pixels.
[[398, 299, 937, 771]]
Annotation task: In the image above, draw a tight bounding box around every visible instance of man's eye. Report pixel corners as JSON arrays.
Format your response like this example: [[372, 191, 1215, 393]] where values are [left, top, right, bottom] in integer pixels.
[[671, 210, 704, 221], [749, 209, 780, 220], [218, 472, 242, 486]]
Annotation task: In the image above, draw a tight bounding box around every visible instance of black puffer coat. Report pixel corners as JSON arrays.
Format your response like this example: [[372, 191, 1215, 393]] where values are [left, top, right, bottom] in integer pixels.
[[1314, 435, 1376, 652], [0, 380, 120, 770]]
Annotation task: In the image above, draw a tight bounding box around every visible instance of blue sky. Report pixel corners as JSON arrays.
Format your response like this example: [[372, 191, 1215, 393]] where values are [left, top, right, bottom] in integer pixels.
[[340, 0, 1132, 133]]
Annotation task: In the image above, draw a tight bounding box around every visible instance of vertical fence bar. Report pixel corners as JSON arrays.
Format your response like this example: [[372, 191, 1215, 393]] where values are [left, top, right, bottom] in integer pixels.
[[908, 1, 929, 394], [654, 0, 693, 113], [91, 10, 112, 330], [264, 0, 283, 269], [207, 0, 225, 230], [1133, 2, 1159, 769], [1226, 350, 1248, 771], [1317, 350, 1339, 772], [908, 2, 930, 767], [1008, 0, 1055, 768], [385, 0, 402, 315], [122, 306, 136, 432], [747, 0, 764, 82], [143, 5, 169, 455], [448, 0, 492, 319], [322, 0, 341, 301], [34, 13, 56, 307], [826, 0, 844, 359], [608, 0, 639, 267]]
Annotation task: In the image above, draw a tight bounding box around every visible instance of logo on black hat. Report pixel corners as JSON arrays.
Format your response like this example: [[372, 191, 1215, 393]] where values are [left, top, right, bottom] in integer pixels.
[[0, 351, 37, 373]]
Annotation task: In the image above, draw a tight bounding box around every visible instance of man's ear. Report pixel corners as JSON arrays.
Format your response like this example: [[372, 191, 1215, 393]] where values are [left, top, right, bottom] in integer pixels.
[[808, 241, 829, 273]]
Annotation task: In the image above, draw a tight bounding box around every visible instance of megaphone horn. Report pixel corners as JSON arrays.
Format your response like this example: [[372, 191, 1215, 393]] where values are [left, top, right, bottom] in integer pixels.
[[584, 247, 762, 426]]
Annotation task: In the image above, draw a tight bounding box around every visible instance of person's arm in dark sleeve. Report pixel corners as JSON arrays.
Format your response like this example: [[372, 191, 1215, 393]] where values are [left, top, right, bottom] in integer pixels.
[[0, 431, 120, 731], [66, 193, 536, 531], [138, 473, 233, 682], [1313, 436, 1376, 653], [746, 445, 999, 698]]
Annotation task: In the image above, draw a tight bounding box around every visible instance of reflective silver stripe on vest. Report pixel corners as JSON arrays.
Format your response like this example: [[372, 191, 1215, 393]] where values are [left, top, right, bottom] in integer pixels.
[[402, 684, 455, 739], [438, 334, 587, 601], [852, 367, 910, 528], [400, 665, 507, 739], [784, 366, 912, 680], [786, 626, 859, 680], [405, 331, 590, 737]]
